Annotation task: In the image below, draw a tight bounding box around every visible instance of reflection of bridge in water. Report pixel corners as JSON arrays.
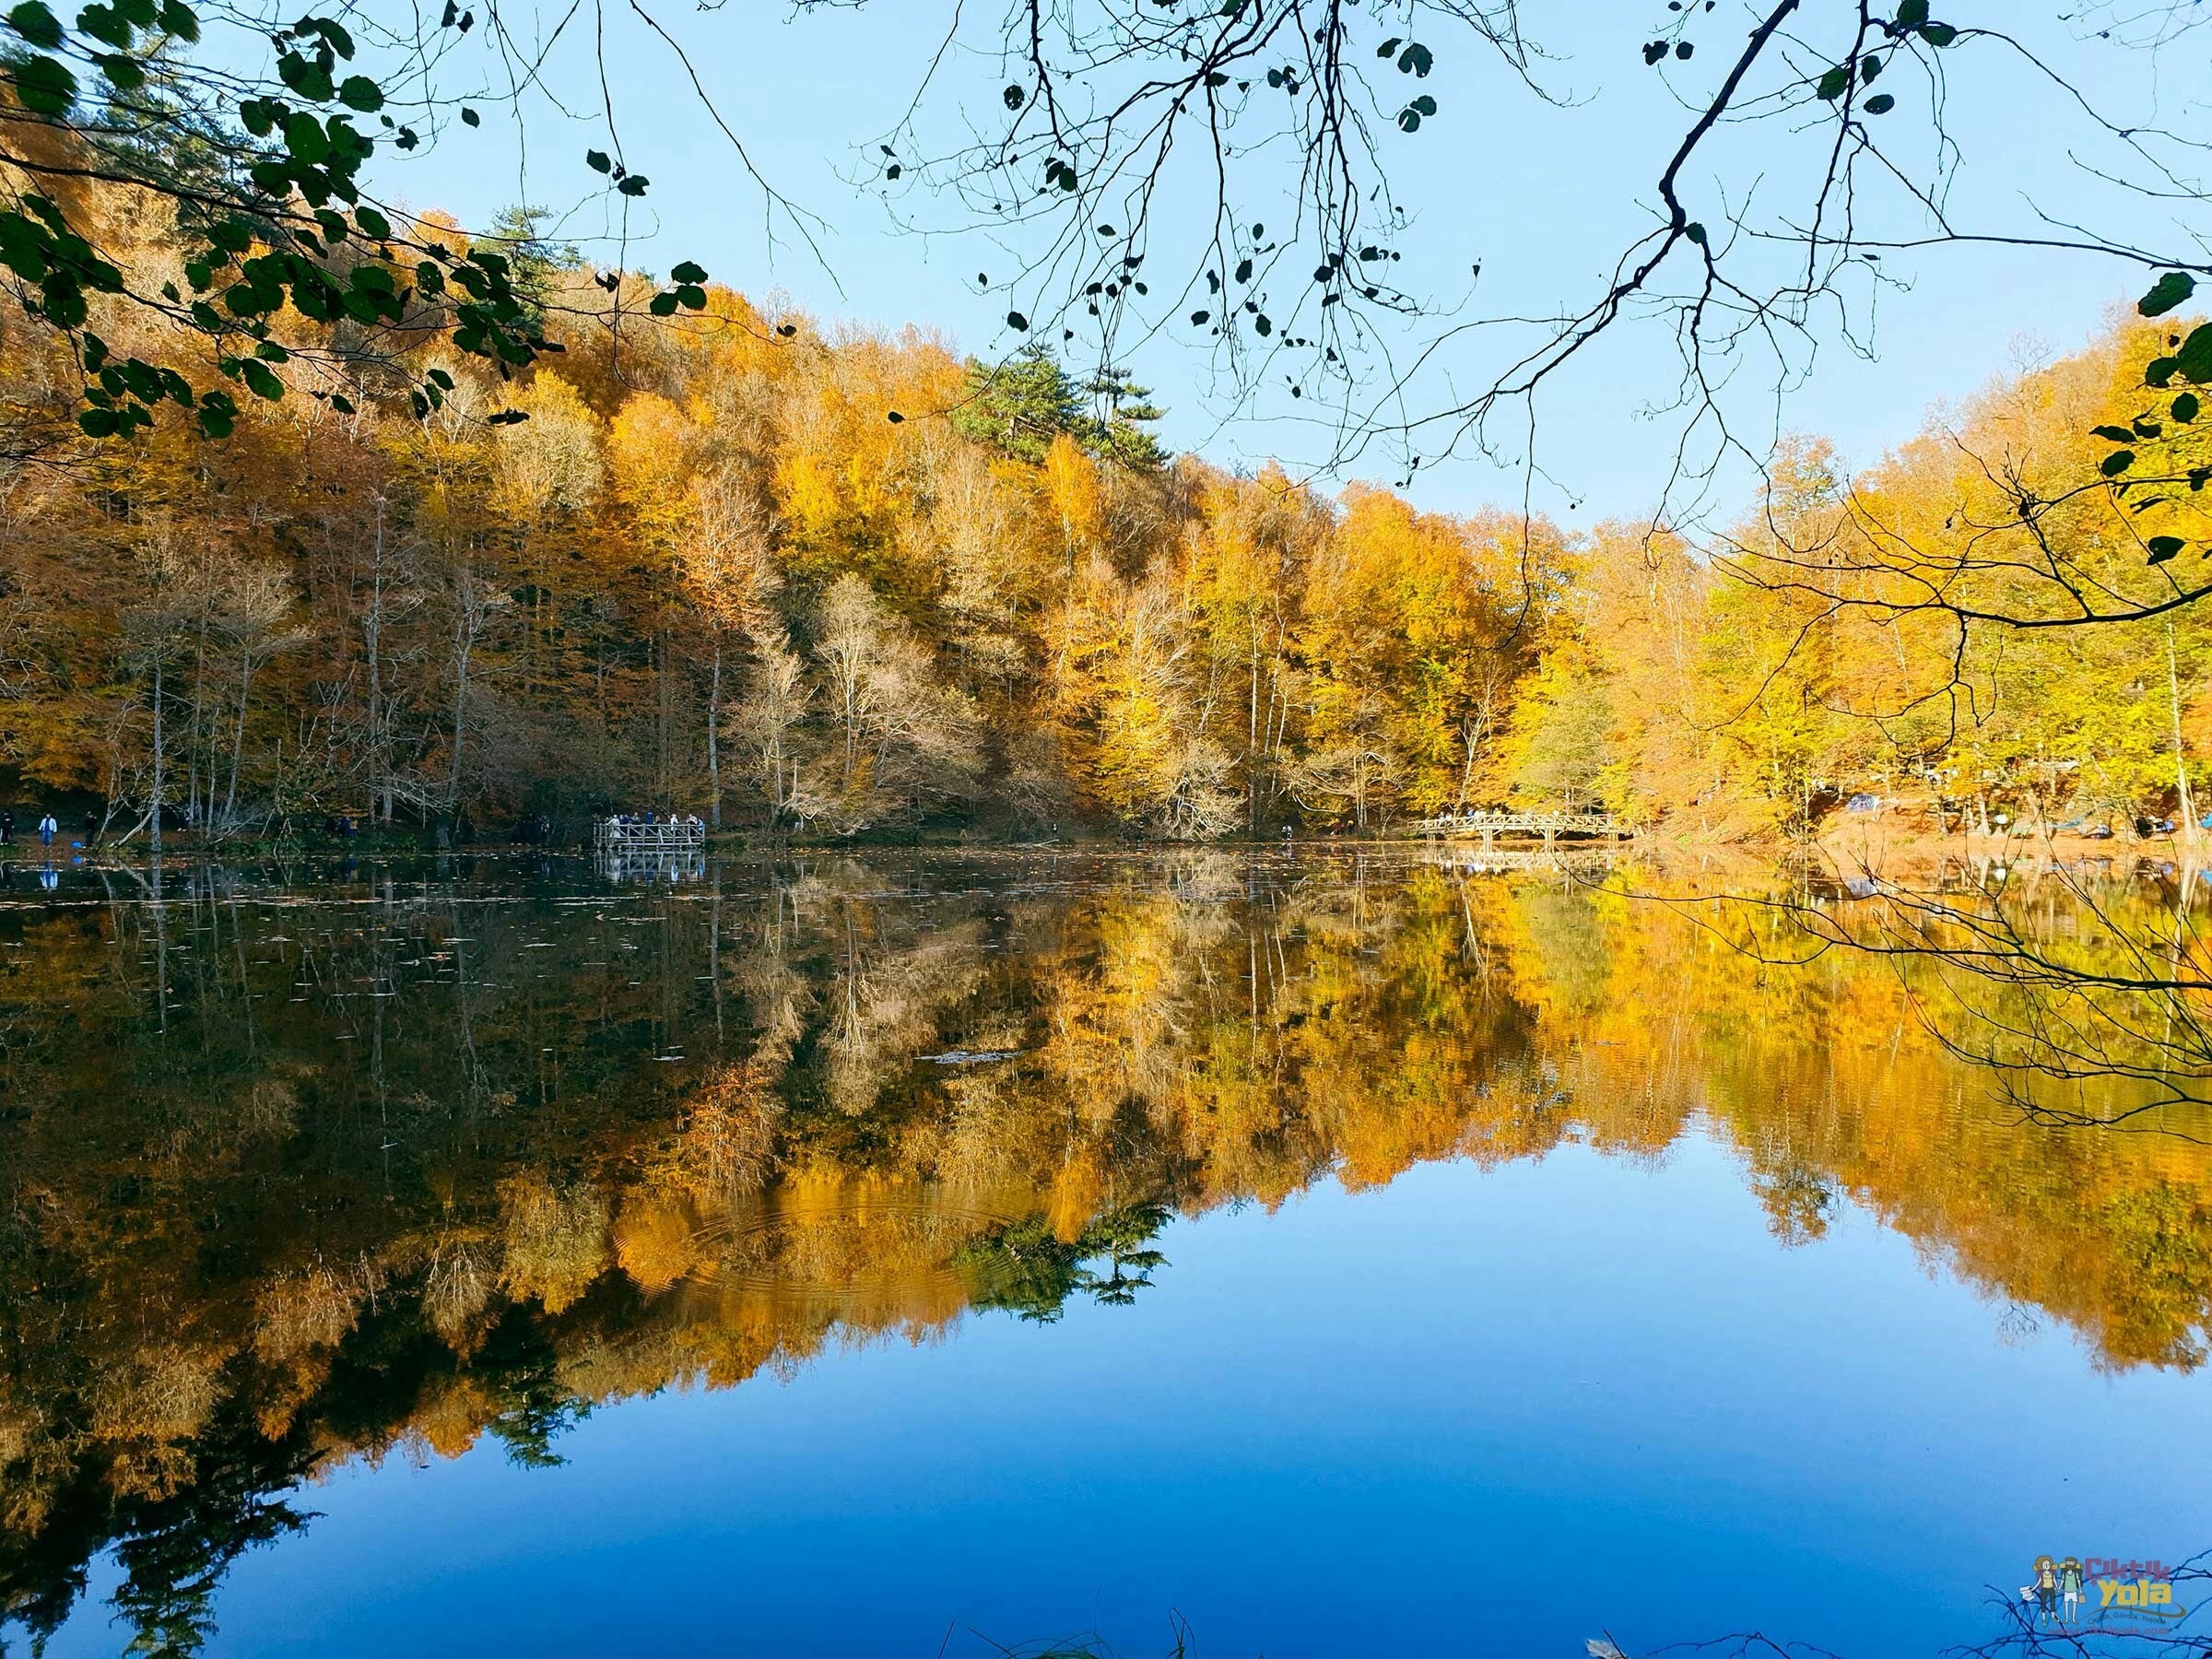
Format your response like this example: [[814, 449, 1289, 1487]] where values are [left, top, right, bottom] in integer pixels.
[[1413, 845, 1622, 877], [1413, 809, 1632, 849], [598, 849, 707, 884]]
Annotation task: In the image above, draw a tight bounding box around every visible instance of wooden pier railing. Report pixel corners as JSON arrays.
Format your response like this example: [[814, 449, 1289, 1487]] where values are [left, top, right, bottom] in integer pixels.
[[1412, 809, 1630, 845], [591, 817, 707, 854]]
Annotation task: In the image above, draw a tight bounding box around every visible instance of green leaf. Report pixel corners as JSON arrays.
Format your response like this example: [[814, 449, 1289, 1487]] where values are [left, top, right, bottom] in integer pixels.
[[2173, 324, 2212, 382], [2101, 450, 2136, 477], [669, 259, 707, 284], [2138, 271, 2196, 318], [283, 110, 329, 161], [2175, 393, 2200, 423], [1920, 21, 1956, 45], [1006, 310, 1029, 332], [239, 359, 283, 399], [336, 73, 381, 111], [1896, 0, 1929, 25], [1002, 83, 1023, 109], [648, 291, 677, 316], [1396, 106, 1421, 133], [353, 204, 390, 239], [615, 174, 648, 196], [39, 273, 84, 326], [2149, 536, 2185, 563], [154, 0, 194, 40], [0, 217, 50, 281], [1864, 92, 1895, 114], [2092, 424, 2137, 442], [1396, 41, 1432, 76], [1411, 93, 1436, 115], [6, 1, 62, 47], [75, 3, 129, 47], [296, 14, 352, 57], [94, 52, 143, 89], [675, 284, 705, 309], [329, 393, 355, 414], [13, 53, 76, 113], [77, 406, 121, 438], [460, 104, 479, 126], [1816, 65, 1850, 100], [585, 147, 611, 172], [276, 50, 332, 100], [1376, 36, 1400, 57]]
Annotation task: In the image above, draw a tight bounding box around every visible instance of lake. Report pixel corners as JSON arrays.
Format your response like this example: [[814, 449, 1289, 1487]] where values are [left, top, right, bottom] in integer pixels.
[[0, 847, 2206, 1657]]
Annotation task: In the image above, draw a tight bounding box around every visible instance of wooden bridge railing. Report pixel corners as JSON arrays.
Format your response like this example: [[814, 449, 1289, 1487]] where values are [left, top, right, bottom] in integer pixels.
[[1414, 810, 1630, 842], [591, 818, 707, 853]]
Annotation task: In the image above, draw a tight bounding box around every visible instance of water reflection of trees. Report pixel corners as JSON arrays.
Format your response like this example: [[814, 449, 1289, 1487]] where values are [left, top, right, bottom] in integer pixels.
[[0, 853, 2207, 1653]]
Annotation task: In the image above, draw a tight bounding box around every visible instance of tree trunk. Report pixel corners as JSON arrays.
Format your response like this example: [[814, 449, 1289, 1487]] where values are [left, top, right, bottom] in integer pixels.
[[224, 651, 256, 825], [2169, 624, 2198, 853], [150, 651, 165, 858], [708, 633, 723, 830]]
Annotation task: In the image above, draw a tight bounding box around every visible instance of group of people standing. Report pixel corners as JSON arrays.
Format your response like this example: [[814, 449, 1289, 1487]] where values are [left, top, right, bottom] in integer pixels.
[[0, 809, 78, 847]]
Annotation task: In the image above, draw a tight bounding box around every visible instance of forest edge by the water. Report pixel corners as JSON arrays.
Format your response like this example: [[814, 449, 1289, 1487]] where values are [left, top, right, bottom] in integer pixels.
[[5, 160, 2212, 853]]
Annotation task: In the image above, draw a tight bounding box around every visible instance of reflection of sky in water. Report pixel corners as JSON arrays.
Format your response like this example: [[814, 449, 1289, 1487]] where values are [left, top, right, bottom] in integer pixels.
[[7, 853, 2209, 1657], [50, 1143, 2212, 1659]]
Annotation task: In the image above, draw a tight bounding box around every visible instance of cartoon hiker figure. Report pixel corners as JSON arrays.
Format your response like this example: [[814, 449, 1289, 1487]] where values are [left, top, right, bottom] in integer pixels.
[[2060, 1558, 2085, 1622], [2034, 1557, 2060, 1623]]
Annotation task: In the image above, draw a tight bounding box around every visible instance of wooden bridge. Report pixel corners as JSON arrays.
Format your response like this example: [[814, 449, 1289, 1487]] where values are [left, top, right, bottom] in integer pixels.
[[591, 816, 706, 854], [1413, 809, 1631, 847]]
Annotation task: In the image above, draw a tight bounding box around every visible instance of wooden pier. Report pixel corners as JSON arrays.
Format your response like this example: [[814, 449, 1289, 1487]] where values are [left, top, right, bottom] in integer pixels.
[[1413, 809, 1631, 849], [591, 817, 706, 854]]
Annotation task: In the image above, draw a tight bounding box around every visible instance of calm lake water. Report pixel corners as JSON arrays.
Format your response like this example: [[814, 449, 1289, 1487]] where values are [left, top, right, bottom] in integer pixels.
[[0, 848, 2206, 1657]]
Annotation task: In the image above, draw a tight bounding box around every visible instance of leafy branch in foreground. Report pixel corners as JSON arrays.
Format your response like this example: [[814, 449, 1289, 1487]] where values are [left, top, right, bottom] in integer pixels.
[[0, 0, 711, 444]]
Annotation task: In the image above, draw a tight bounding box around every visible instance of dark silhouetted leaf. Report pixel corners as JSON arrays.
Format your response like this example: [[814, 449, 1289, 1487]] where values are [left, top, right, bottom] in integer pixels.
[[6, 1, 62, 47], [14, 53, 76, 112], [2139, 271, 2196, 319]]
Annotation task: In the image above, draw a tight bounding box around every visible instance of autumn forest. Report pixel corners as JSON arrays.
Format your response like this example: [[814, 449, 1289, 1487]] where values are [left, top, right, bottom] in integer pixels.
[[3, 164, 2208, 843]]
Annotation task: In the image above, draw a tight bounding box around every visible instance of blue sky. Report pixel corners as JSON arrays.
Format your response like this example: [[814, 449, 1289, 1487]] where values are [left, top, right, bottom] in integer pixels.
[[354, 2, 2202, 523]]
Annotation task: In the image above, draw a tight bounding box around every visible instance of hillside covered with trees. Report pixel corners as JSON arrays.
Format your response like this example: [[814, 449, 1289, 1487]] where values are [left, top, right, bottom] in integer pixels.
[[1, 173, 2206, 842]]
